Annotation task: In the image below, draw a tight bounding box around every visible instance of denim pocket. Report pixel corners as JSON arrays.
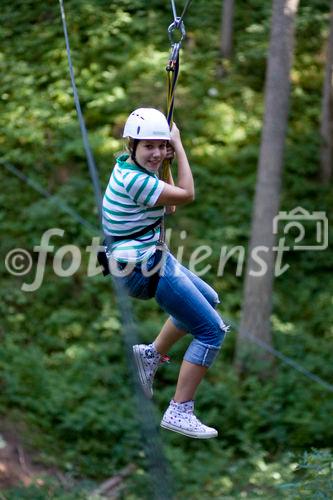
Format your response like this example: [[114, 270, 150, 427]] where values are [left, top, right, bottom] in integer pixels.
[[120, 255, 156, 300], [120, 269, 149, 300]]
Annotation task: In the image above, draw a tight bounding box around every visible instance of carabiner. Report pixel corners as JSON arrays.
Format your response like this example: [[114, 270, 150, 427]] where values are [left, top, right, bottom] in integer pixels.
[[167, 17, 186, 72], [166, 42, 180, 71], [168, 17, 186, 47]]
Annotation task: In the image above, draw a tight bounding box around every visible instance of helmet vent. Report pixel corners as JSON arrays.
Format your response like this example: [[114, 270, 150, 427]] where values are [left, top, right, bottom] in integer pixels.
[[137, 126, 141, 134]]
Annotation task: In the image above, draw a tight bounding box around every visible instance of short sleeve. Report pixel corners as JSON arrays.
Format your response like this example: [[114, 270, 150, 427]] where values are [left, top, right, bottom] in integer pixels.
[[121, 169, 165, 207]]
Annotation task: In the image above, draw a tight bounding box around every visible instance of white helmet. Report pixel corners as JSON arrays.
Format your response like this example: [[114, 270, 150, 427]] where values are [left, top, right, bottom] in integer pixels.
[[123, 108, 170, 140]]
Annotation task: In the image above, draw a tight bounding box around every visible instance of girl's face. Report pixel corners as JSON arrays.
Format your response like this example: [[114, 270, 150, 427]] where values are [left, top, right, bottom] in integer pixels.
[[134, 140, 167, 172]]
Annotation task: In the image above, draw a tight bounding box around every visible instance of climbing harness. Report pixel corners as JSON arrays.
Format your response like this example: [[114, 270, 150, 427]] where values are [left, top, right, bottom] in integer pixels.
[[97, 217, 162, 278]]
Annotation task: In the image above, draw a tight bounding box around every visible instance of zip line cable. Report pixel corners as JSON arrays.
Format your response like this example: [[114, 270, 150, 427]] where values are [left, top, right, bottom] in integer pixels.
[[170, 0, 194, 26], [179, 0, 194, 26], [58, 1, 174, 498], [3, 159, 333, 396], [170, 0, 177, 22], [226, 318, 333, 393], [1, 161, 97, 234], [59, 0, 103, 224]]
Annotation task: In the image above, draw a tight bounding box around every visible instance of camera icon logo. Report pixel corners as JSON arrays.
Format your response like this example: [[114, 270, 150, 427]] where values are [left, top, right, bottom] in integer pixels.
[[273, 206, 328, 251]]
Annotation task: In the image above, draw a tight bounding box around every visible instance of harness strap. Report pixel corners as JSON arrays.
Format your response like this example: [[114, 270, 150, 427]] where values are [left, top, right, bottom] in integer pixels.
[[110, 217, 162, 242], [97, 218, 163, 276]]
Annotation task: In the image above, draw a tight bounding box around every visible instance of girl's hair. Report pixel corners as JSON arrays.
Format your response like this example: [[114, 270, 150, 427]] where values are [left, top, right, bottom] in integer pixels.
[[115, 138, 136, 160], [127, 138, 136, 155]]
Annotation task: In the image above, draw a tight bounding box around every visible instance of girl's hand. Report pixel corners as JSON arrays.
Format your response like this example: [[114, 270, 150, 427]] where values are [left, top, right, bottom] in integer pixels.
[[166, 143, 175, 160], [169, 122, 182, 151]]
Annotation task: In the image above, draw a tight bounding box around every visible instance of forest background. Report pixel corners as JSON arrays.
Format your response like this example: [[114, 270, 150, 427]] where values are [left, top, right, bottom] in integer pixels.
[[0, 0, 332, 498]]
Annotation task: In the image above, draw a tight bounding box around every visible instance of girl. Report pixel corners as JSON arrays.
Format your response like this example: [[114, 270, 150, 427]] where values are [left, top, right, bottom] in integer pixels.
[[102, 108, 228, 439]]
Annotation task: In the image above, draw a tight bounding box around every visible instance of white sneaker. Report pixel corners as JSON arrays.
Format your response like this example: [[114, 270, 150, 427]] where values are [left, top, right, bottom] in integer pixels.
[[132, 344, 169, 398], [160, 400, 218, 439]]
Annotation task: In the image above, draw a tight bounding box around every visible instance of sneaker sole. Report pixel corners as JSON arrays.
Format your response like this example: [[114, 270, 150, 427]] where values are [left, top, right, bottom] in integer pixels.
[[160, 421, 218, 439], [132, 345, 153, 399]]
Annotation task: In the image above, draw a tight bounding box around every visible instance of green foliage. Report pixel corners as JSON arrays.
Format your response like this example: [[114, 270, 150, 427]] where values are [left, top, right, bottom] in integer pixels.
[[279, 449, 333, 499], [0, 0, 332, 498], [3, 479, 91, 500]]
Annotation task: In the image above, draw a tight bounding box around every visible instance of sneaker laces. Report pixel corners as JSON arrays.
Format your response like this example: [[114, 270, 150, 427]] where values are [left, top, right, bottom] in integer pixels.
[[185, 413, 208, 431], [146, 353, 170, 384]]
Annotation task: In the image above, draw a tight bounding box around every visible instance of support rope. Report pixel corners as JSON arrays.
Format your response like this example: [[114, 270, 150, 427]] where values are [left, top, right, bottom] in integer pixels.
[[170, 0, 177, 21], [1, 161, 97, 233], [159, 2, 190, 242], [59, 0, 103, 223], [226, 317, 333, 393], [170, 0, 194, 26], [178, 0, 194, 27]]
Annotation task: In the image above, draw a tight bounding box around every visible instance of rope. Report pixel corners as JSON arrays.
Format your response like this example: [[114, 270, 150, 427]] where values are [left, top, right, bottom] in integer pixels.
[[59, 0, 103, 224], [166, 55, 180, 126], [178, 0, 194, 27], [1, 161, 97, 234], [170, 0, 177, 21], [158, 3, 190, 244], [160, 54, 180, 184], [4, 158, 333, 396], [227, 318, 333, 393], [58, 1, 174, 498], [162, 0, 192, 182], [169, 0, 194, 26]]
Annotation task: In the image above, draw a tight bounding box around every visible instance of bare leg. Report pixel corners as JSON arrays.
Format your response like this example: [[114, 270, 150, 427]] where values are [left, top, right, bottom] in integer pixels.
[[154, 322, 207, 402], [153, 318, 186, 355], [161, 362, 218, 439], [173, 360, 207, 402]]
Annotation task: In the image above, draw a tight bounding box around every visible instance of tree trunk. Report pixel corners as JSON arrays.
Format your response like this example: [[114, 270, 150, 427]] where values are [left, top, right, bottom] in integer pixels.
[[320, 0, 333, 184], [220, 0, 235, 59], [235, 0, 300, 374]]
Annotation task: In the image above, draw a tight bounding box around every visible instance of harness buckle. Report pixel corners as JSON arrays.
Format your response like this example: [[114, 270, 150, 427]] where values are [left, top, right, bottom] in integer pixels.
[[156, 241, 167, 249]]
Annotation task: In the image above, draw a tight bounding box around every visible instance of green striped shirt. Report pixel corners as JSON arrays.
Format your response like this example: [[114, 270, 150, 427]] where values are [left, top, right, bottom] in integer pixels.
[[102, 154, 165, 262]]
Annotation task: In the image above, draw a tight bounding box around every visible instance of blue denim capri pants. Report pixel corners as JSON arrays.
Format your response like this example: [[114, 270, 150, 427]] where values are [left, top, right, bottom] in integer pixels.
[[118, 251, 229, 368]]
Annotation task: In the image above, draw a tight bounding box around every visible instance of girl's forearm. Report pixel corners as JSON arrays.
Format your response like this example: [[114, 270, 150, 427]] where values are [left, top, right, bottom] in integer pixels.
[[174, 144, 194, 196]]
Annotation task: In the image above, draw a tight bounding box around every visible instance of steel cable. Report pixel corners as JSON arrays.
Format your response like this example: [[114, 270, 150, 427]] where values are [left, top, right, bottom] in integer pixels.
[[169, 0, 194, 26]]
